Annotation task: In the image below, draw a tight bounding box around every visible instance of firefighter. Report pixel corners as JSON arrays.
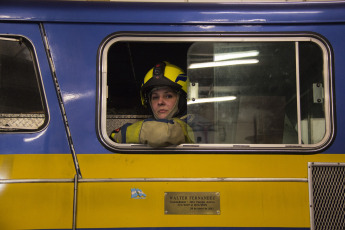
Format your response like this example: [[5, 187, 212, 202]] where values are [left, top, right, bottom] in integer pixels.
[[110, 61, 194, 147]]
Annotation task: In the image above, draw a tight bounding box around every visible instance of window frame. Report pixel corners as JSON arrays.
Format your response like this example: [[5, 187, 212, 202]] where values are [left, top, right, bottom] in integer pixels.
[[97, 32, 334, 153], [0, 34, 49, 133]]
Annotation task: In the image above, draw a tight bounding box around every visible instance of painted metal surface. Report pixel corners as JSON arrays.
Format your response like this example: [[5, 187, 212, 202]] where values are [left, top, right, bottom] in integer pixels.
[[0, 1, 345, 230], [0, 1, 345, 24]]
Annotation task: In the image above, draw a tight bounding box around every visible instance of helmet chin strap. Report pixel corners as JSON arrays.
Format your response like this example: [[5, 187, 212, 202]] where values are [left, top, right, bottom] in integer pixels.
[[150, 93, 180, 120]]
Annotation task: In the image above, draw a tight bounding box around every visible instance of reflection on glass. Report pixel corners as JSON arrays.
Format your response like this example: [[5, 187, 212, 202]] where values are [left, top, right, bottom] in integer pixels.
[[187, 96, 236, 105], [188, 59, 259, 69]]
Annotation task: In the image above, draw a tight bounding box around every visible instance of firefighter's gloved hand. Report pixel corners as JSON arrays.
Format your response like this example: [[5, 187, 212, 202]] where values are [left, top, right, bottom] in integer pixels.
[[140, 119, 185, 147]]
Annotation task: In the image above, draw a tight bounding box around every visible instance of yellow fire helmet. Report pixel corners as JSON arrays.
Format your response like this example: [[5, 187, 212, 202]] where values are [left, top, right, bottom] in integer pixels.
[[141, 61, 189, 117]]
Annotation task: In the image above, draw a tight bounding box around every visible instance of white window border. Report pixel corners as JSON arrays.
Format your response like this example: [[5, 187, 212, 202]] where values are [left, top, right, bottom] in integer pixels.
[[97, 33, 334, 153]]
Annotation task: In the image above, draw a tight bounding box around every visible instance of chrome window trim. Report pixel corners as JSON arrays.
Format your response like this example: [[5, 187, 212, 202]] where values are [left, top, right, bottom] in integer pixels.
[[0, 34, 50, 133], [0, 177, 308, 184], [97, 33, 334, 153], [295, 42, 302, 145]]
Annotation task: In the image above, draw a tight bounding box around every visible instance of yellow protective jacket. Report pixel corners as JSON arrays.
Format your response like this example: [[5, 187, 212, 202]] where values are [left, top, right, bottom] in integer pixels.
[[110, 117, 194, 147]]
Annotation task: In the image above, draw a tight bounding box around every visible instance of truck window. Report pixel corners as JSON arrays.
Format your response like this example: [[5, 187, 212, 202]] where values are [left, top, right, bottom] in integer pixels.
[[0, 36, 47, 132], [99, 34, 333, 152]]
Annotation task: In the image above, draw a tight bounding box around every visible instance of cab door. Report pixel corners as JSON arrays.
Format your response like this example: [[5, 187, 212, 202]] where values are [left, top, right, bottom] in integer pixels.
[[0, 22, 76, 230]]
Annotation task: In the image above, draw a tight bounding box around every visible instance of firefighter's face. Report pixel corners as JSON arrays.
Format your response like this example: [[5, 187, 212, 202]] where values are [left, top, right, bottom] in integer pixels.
[[150, 87, 178, 119]]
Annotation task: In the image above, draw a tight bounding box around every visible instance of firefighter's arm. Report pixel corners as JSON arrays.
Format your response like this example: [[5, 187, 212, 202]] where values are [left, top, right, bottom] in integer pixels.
[[109, 127, 123, 143]]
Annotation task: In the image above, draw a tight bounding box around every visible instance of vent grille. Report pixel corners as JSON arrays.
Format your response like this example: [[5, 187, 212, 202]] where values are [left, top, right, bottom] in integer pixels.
[[309, 163, 345, 230]]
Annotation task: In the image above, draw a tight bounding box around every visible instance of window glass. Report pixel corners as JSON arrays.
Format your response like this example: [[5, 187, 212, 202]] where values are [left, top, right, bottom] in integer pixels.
[[0, 37, 46, 131], [299, 42, 326, 144], [105, 41, 191, 137], [187, 41, 327, 145], [101, 35, 332, 151]]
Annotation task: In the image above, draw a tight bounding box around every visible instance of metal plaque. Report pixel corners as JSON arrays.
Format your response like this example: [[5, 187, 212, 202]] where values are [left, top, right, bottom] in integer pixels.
[[164, 192, 220, 215]]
